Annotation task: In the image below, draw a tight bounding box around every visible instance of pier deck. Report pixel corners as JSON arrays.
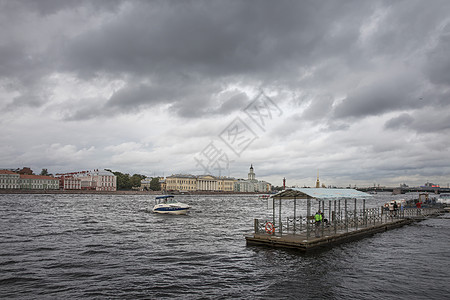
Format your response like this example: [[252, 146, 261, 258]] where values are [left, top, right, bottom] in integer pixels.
[[246, 209, 445, 251]]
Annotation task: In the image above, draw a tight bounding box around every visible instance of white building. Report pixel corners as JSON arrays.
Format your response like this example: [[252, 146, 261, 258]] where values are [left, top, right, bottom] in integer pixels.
[[234, 165, 271, 193], [0, 170, 20, 189], [55, 173, 82, 190], [76, 169, 117, 191]]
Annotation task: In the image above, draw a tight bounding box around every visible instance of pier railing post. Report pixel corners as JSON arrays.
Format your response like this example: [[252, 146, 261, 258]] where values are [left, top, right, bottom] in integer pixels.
[[279, 198, 282, 235], [354, 199, 358, 230], [321, 200, 325, 237], [254, 219, 259, 234], [380, 206, 383, 224], [345, 199, 348, 232], [338, 200, 341, 230], [306, 197, 311, 240], [334, 200, 337, 234], [293, 197, 296, 234], [300, 215, 303, 232], [363, 199, 366, 227]]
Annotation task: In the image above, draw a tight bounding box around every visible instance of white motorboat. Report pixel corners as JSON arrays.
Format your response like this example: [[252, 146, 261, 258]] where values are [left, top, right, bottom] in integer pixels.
[[152, 195, 190, 215]]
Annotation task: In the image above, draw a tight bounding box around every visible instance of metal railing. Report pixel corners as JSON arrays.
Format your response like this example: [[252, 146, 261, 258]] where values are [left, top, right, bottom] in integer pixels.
[[254, 206, 444, 239]]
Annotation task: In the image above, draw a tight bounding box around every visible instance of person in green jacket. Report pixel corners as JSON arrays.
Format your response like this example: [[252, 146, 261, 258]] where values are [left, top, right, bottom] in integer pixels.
[[315, 210, 323, 224], [314, 210, 323, 237]]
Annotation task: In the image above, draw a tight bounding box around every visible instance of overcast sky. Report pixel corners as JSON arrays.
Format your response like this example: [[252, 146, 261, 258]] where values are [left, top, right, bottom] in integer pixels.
[[1, 0, 449, 187]]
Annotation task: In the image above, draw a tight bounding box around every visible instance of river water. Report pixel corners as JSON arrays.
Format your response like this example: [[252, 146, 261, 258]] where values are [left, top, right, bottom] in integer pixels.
[[0, 193, 449, 299]]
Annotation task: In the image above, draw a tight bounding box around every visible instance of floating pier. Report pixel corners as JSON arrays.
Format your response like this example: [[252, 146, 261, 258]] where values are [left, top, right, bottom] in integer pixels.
[[245, 188, 445, 251]]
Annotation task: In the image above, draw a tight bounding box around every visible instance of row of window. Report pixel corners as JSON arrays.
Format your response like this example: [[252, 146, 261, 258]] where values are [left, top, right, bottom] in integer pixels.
[[100, 176, 115, 182], [0, 179, 18, 183], [0, 185, 19, 189]]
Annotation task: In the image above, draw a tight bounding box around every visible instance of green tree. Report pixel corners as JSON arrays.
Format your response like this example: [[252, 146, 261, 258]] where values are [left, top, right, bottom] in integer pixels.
[[150, 177, 161, 191], [113, 171, 132, 190], [40, 169, 49, 176], [130, 174, 146, 188]]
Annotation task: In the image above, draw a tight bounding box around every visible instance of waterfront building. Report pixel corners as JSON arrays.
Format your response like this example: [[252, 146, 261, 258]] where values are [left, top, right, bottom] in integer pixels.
[[159, 178, 166, 192], [166, 174, 198, 192], [234, 165, 272, 193], [139, 177, 164, 191], [0, 170, 20, 189], [197, 175, 235, 192], [140, 178, 152, 191], [75, 169, 117, 191], [19, 174, 59, 190], [55, 173, 82, 190], [165, 174, 236, 192]]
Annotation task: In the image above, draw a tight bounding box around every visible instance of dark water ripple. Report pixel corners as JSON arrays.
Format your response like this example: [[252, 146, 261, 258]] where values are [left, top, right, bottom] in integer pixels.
[[0, 193, 449, 299]]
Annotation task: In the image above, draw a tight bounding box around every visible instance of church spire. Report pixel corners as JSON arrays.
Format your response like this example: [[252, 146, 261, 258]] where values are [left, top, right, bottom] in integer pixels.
[[315, 170, 320, 188]]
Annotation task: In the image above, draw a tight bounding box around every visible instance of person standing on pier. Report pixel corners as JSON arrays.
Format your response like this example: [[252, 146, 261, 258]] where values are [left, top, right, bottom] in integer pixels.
[[389, 202, 395, 217], [393, 201, 398, 217], [314, 210, 323, 237]]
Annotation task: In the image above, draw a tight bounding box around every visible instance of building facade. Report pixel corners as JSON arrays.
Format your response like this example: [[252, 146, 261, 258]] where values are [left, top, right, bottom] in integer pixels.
[[55, 173, 82, 190], [166, 174, 198, 191], [75, 169, 117, 191], [19, 174, 59, 190], [140, 178, 152, 191], [234, 165, 272, 193], [165, 174, 236, 192], [0, 170, 20, 189]]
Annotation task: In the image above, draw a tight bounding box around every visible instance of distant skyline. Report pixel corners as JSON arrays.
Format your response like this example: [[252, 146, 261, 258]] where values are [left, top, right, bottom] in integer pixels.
[[1, 1, 449, 188]]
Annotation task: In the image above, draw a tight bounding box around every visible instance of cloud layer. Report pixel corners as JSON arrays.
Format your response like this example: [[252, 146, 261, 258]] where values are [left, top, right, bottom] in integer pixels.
[[1, 0, 449, 187]]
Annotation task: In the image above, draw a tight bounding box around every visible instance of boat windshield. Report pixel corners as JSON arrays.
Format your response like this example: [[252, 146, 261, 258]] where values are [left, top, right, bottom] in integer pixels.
[[155, 196, 178, 204]]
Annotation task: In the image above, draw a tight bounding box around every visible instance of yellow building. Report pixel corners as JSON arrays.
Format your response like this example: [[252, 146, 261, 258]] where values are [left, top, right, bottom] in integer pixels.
[[166, 175, 198, 192], [166, 174, 236, 192]]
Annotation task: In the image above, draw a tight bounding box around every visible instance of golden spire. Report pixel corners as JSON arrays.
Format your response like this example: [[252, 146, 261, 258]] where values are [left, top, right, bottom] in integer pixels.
[[315, 170, 320, 188]]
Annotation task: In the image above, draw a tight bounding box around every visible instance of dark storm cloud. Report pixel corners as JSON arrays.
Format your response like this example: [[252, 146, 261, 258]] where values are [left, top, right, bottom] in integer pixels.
[[54, 1, 378, 120], [384, 113, 414, 130], [65, 78, 245, 120], [426, 23, 450, 87], [215, 92, 249, 115], [2, 0, 450, 120], [332, 73, 421, 119], [62, 0, 373, 78]]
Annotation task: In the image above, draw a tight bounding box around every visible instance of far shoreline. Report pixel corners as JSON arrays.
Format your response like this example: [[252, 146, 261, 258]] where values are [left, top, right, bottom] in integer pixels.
[[0, 189, 269, 196]]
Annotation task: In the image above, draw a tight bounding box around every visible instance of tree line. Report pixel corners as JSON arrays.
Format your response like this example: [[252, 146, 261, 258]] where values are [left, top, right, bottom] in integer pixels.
[[109, 171, 161, 191], [11, 167, 161, 191]]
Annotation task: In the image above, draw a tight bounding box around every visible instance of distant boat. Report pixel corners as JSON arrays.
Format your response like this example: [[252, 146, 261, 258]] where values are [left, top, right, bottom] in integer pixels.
[[436, 194, 450, 205], [152, 195, 191, 215], [258, 194, 271, 200]]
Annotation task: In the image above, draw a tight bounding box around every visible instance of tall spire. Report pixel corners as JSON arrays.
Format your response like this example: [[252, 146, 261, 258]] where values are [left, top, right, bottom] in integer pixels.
[[315, 170, 320, 188], [248, 164, 255, 181]]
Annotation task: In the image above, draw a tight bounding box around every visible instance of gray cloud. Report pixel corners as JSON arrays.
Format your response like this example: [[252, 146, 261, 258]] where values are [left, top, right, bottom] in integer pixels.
[[426, 23, 450, 87], [384, 113, 414, 130], [1, 0, 450, 187]]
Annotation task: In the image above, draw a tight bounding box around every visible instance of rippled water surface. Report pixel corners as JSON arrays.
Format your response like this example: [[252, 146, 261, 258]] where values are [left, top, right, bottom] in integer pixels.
[[1, 193, 449, 299]]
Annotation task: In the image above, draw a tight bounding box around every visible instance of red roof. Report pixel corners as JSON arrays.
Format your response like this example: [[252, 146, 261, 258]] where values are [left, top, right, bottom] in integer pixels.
[[19, 174, 58, 180], [0, 170, 19, 175]]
